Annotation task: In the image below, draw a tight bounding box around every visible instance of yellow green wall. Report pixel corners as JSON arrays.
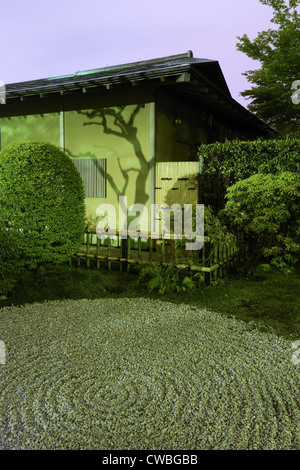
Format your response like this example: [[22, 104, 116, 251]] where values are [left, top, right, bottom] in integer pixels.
[[0, 113, 60, 148], [64, 104, 151, 225], [0, 104, 152, 228]]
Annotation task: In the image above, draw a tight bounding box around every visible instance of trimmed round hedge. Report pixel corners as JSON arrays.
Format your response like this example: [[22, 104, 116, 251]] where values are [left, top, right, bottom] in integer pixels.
[[0, 141, 85, 270]]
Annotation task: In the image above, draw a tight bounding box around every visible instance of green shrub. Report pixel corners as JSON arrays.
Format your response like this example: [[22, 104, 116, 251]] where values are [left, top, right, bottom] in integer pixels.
[[198, 136, 300, 210], [137, 263, 205, 294], [222, 172, 300, 275], [0, 141, 86, 271], [0, 227, 21, 273], [0, 229, 20, 296], [198, 137, 300, 180], [138, 206, 234, 293]]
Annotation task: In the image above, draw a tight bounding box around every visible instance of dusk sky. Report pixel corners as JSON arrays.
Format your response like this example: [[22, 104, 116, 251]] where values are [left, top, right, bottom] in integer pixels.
[[1, 0, 277, 107]]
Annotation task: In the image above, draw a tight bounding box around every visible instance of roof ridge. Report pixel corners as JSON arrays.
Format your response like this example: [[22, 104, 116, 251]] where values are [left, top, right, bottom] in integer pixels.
[[47, 51, 195, 81]]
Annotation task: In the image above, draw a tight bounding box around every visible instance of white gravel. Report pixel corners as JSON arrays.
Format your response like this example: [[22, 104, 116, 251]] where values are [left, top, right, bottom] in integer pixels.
[[0, 297, 299, 450]]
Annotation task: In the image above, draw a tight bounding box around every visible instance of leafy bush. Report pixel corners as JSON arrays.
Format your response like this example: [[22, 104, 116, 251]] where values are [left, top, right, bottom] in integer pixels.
[[0, 141, 86, 271], [0, 229, 20, 297], [138, 263, 205, 294], [0, 277, 17, 298], [138, 206, 234, 293], [222, 172, 300, 275], [198, 137, 300, 180], [0, 228, 21, 274], [198, 136, 300, 210], [200, 205, 235, 246]]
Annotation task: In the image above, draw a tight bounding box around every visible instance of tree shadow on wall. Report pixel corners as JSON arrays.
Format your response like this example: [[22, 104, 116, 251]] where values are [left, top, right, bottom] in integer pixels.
[[73, 105, 151, 216]]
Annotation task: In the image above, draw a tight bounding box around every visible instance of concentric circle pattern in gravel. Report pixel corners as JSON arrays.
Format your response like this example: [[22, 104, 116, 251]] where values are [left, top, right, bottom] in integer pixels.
[[0, 297, 299, 450]]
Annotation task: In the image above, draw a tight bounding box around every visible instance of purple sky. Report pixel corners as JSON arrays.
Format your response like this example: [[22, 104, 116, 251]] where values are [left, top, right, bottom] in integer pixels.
[[1, 0, 275, 107]]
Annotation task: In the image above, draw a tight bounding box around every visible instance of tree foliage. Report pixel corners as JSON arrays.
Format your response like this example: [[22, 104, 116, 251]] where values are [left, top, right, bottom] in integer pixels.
[[0, 141, 86, 273], [236, 0, 300, 134]]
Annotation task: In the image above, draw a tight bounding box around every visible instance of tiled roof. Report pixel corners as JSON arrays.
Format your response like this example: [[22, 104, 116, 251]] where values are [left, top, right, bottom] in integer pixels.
[[1, 51, 273, 135], [5, 51, 231, 98]]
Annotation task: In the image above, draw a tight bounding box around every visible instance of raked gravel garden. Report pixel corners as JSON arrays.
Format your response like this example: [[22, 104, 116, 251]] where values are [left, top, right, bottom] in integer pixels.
[[0, 297, 299, 450]]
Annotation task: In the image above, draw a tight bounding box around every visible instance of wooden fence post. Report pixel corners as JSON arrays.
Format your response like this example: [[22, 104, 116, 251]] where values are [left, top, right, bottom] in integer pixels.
[[71, 229, 240, 286]]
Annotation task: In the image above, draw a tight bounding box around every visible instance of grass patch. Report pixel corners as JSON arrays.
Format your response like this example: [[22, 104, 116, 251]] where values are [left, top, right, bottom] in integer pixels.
[[1, 263, 300, 340], [162, 266, 300, 340]]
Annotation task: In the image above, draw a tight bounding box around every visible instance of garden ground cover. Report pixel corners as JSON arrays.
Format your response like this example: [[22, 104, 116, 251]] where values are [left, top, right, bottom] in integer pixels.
[[2, 263, 299, 340], [0, 297, 299, 450]]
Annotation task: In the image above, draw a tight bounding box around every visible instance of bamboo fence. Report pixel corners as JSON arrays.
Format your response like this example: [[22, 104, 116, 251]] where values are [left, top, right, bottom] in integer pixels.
[[70, 228, 240, 286]]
